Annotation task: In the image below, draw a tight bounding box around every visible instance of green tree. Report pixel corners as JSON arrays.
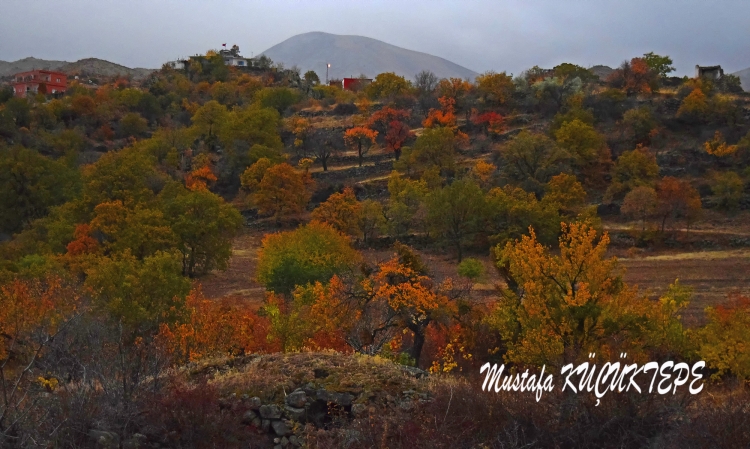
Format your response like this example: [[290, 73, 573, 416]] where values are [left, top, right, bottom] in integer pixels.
[[159, 182, 243, 277], [554, 119, 611, 184], [426, 178, 486, 261], [0, 146, 80, 234], [191, 100, 229, 143], [498, 130, 569, 194], [118, 112, 149, 138], [254, 87, 299, 114], [85, 250, 190, 334], [605, 144, 659, 201], [256, 221, 361, 295], [642, 52, 675, 78], [303, 70, 320, 85]]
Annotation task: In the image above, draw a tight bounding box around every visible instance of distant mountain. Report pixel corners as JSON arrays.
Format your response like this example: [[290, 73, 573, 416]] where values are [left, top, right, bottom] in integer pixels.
[[731, 67, 750, 92], [589, 65, 614, 80], [0, 57, 154, 80], [261, 32, 477, 82]]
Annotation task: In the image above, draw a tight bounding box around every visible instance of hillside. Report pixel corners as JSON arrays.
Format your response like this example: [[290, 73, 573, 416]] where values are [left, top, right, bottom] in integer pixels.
[[261, 31, 478, 82], [0, 56, 155, 80], [732, 67, 750, 91]]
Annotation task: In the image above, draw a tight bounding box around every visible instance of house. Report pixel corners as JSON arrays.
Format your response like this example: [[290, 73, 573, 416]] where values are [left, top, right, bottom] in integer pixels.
[[219, 45, 252, 68], [11, 70, 67, 97], [165, 59, 187, 70], [695, 65, 724, 80], [342, 77, 372, 91]]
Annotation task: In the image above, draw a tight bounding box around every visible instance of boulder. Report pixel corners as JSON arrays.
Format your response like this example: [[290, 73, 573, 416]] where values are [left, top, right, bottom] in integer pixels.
[[286, 389, 307, 408], [284, 405, 305, 421], [259, 404, 282, 419], [271, 420, 291, 436]]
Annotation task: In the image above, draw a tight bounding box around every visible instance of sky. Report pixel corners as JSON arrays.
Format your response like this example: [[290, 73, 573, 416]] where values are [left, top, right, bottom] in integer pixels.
[[2, 0, 749, 76]]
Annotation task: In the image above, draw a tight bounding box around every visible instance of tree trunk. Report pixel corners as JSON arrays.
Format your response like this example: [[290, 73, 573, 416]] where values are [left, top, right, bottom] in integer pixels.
[[394, 148, 402, 161], [358, 142, 363, 167], [408, 330, 426, 366]]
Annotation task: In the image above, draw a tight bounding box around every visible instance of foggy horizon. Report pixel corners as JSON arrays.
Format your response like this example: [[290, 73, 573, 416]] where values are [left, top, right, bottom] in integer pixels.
[[2, 0, 749, 77]]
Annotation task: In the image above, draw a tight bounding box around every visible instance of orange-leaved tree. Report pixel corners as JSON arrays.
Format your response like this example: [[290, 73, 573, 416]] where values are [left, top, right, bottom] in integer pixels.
[[241, 161, 313, 224], [0, 276, 81, 435], [343, 126, 378, 167], [311, 187, 362, 237], [158, 287, 276, 363]]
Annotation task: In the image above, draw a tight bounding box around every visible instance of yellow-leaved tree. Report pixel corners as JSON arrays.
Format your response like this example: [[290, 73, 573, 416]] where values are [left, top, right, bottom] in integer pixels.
[[491, 222, 682, 367]]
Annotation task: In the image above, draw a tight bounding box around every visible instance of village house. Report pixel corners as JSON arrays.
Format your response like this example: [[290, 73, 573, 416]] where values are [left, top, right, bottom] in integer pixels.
[[695, 65, 724, 80], [11, 70, 67, 97]]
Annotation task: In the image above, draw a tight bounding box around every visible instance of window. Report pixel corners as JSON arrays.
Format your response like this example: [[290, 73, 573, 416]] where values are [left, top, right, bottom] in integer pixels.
[[56, 78, 61, 82], [52, 89, 57, 93]]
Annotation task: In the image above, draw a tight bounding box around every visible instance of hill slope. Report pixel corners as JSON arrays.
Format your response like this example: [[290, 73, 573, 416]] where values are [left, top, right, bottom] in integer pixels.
[[261, 31, 478, 82], [0, 57, 155, 80], [731, 67, 750, 92]]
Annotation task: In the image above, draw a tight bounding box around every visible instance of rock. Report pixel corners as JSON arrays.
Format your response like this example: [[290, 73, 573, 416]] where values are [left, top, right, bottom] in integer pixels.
[[252, 416, 262, 428], [286, 390, 307, 408], [261, 419, 271, 433], [316, 389, 353, 407], [241, 394, 249, 401], [248, 396, 262, 409], [271, 420, 291, 436], [281, 437, 289, 445], [241, 410, 257, 424], [284, 405, 305, 421], [399, 365, 428, 379], [289, 435, 300, 446], [259, 404, 282, 419], [89, 430, 120, 448], [350, 403, 367, 418], [274, 445, 282, 449]]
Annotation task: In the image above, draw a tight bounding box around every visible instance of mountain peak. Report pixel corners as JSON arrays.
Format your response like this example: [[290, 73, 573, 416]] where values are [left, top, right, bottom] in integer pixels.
[[261, 32, 477, 81]]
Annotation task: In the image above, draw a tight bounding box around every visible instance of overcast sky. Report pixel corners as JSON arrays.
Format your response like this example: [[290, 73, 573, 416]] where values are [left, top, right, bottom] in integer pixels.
[[2, 0, 749, 76]]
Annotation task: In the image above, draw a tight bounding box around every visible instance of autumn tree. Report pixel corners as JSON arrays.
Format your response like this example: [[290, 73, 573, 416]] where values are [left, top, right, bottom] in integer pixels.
[[703, 131, 738, 157], [0, 276, 81, 442], [621, 186, 658, 232], [676, 88, 709, 122], [365, 72, 412, 101], [256, 221, 361, 295], [365, 245, 456, 365], [698, 295, 750, 380], [344, 126, 378, 167], [242, 161, 313, 223], [311, 187, 362, 237], [475, 71, 515, 108], [606, 57, 659, 95], [426, 178, 486, 261], [437, 77, 473, 121], [492, 222, 666, 366], [384, 120, 413, 160], [542, 173, 587, 215], [655, 176, 702, 234], [159, 182, 243, 276]]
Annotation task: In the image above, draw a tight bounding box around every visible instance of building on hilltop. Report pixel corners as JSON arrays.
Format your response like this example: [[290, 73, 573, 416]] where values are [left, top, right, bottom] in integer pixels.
[[695, 65, 724, 80], [11, 70, 67, 97]]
